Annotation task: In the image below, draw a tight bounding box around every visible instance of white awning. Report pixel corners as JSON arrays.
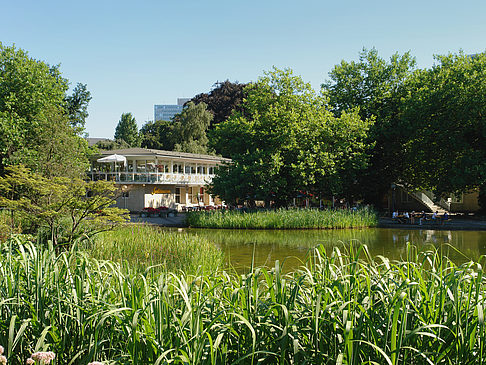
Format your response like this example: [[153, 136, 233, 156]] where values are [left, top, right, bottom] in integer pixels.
[[97, 154, 127, 164]]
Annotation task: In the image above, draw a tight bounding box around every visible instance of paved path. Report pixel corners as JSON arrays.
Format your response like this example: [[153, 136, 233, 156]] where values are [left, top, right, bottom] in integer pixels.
[[379, 216, 486, 230], [130, 213, 187, 227]]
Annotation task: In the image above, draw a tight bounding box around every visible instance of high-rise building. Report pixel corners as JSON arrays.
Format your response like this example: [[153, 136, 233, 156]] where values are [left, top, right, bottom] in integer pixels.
[[154, 98, 190, 121]]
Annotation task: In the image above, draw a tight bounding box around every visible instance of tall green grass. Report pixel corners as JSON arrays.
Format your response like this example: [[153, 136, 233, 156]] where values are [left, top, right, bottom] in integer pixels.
[[187, 208, 378, 229], [1, 235, 485, 364], [90, 224, 224, 275]]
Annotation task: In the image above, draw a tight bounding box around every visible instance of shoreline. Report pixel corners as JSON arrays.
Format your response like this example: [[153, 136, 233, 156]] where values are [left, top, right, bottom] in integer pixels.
[[128, 213, 486, 231], [378, 216, 486, 231]]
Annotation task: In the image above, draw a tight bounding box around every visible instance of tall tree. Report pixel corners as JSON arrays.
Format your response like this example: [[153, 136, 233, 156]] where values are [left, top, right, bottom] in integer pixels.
[[172, 102, 213, 154], [65, 83, 92, 133], [210, 68, 371, 207], [190, 80, 247, 129], [0, 43, 90, 177], [140, 119, 176, 151], [322, 48, 416, 204], [114, 112, 140, 147], [401, 52, 486, 202]]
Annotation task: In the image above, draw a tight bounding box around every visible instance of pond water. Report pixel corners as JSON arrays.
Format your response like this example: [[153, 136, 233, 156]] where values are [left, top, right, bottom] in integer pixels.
[[185, 228, 486, 272]]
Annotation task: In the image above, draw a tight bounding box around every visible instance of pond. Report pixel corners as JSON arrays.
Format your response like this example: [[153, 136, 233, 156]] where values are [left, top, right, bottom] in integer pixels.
[[185, 228, 486, 272]]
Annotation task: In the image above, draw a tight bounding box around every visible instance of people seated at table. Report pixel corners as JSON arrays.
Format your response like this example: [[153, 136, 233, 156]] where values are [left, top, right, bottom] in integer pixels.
[[418, 211, 426, 225], [431, 211, 438, 222]]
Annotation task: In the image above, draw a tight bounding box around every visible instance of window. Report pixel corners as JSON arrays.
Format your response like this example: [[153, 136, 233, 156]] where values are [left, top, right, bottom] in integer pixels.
[[208, 166, 214, 175], [175, 187, 181, 204]]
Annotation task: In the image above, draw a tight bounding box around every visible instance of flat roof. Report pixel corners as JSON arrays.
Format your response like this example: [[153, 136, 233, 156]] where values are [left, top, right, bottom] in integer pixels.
[[97, 148, 231, 163]]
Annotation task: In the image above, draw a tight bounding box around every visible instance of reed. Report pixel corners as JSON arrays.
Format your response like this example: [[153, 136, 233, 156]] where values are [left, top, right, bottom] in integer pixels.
[[1, 235, 485, 364], [89, 224, 224, 275], [187, 208, 378, 230]]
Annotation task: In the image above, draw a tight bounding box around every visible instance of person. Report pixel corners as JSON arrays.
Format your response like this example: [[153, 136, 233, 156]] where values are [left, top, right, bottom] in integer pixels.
[[410, 211, 415, 224], [419, 211, 426, 225], [392, 210, 398, 219], [441, 212, 449, 225], [403, 211, 410, 223]]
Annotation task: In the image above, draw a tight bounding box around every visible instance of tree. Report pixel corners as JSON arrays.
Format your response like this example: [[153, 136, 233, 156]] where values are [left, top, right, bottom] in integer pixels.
[[401, 52, 486, 202], [210, 68, 372, 207], [0, 165, 129, 246], [172, 102, 213, 154], [322, 48, 416, 204], [140, 119, 176, 150], [190, 80, 247, 128], [0, 43, 90, 178], [65, 83, 92, 133], [114, 113, 140, 147]]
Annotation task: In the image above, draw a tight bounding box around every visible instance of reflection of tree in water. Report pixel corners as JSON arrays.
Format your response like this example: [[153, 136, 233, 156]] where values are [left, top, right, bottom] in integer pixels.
[[190, 228, 380, 249]]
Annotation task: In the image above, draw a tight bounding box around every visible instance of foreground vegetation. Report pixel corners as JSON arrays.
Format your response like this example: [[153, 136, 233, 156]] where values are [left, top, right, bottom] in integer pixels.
[[90, 224, 224, 275], [187, 208, 378, 229], [1, 235, 485, 364]]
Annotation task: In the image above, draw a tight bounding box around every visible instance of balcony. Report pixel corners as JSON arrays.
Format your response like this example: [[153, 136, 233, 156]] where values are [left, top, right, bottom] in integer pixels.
[[89, 172, 213, 185]]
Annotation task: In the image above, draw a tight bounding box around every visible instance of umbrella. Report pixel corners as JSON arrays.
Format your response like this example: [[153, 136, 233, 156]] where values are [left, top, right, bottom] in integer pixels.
[[97, 154, 127, 164], [97, 154, 127, 178]]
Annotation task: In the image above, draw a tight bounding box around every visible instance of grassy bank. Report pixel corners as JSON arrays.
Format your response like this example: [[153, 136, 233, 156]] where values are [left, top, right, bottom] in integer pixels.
[[90, 224, 224, 275], [1, 235, 485, 364], [187, 208, 378, 229]]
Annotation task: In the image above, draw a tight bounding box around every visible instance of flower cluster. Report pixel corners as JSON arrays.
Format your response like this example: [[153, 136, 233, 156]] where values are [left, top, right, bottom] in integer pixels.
[[87, 362, 104, 365], [0, 345, 7, 365], [27, 352, 55, 364]]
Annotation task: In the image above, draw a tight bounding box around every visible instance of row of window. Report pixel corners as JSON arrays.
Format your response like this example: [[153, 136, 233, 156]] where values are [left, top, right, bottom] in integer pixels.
[[93, 160, 217, 174]]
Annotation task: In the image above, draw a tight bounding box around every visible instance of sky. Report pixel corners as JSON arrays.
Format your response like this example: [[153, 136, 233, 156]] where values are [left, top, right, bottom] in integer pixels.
[[2, 0, 486, 138]]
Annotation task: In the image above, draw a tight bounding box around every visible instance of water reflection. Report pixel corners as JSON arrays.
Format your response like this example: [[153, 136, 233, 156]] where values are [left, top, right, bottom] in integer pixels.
[[187, 228, 486, 272]]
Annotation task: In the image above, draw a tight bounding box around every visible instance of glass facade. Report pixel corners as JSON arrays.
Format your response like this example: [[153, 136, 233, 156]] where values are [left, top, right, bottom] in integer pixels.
[[154, 104, 183, 121]]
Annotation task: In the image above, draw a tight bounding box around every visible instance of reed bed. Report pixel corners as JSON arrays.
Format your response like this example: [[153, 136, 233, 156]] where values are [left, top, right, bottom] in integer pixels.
[[1, 235, 485, 364], [187, 208, 378, 229], [90, 224, 224, 275]]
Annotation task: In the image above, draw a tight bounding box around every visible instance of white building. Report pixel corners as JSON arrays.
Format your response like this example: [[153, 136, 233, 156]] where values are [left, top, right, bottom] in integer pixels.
[[89, 148, 230, 211]]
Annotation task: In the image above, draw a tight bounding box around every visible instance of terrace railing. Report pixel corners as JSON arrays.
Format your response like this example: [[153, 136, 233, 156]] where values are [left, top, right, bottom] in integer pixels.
[[89, 172, 213, 185]]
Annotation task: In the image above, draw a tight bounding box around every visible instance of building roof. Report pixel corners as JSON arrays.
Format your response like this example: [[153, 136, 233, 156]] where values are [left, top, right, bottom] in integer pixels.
[[86, 137, 112, 147], [97, 148, 231, 163]]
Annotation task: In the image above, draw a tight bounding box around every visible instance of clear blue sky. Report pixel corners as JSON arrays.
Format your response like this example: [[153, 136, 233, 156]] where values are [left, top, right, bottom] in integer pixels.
[[2, 0, 485, 138]]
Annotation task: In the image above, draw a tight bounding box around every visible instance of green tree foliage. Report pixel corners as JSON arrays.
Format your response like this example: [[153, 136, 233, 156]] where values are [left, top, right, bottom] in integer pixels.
[[140, 119, 175, 150], [139, 103, 213, 153], [95, 138, 131, 151], [190, 80, 247, 128], [401, 52, 486, 199], [323, 48, 416, 203], [114, 112, 140, 147], [172, 101, 213, 154], [210, 68, 372, 206], [0, 43, 90, 177], [65, 82, 92, 132], [0, 165, 129, 246]]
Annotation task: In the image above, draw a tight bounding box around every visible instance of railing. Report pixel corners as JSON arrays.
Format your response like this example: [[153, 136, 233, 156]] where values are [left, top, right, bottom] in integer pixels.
[[409, 190, 450, 212], [89, 172, 213, 185]]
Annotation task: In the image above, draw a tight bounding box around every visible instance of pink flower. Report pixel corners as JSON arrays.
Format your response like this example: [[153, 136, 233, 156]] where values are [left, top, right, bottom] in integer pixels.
[[31, 352, 55, 364], [26, 359, 34, 365], [0, 346, 4, 355], [0, 354, 7, 365], [88, 362, 104, 365]]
